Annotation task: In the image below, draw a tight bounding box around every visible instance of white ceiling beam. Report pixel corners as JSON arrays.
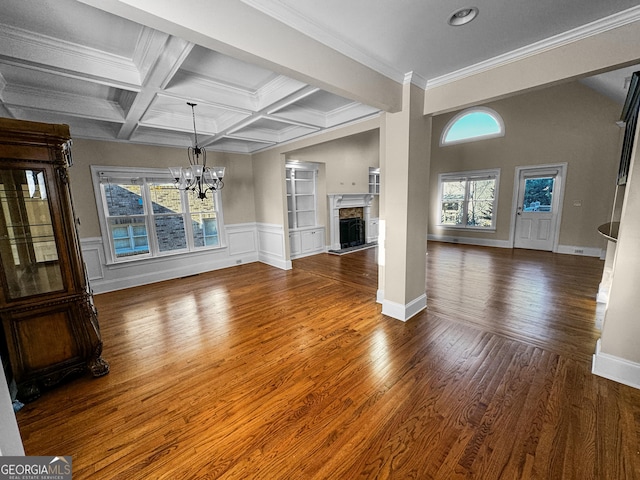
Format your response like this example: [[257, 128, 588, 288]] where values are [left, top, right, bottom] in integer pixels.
[[0, 24, 141, 89], [76, 0, 402, 113], [116, 35, 195, 140]]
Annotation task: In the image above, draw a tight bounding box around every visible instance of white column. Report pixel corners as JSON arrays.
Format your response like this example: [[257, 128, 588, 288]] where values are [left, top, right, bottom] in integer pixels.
[[379, 81, 431, 321]]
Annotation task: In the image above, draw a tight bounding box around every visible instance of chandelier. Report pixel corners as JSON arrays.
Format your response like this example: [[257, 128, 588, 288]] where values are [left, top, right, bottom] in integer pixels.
[[169, 102, 225, 200]]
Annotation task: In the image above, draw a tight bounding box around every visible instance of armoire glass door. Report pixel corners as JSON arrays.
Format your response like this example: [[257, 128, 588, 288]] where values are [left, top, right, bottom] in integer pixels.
[[0, 167, 64, 299]]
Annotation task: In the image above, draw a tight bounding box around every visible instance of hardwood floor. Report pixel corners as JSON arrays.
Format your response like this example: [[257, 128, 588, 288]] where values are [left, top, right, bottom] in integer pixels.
[[16, 243, 640, 479]]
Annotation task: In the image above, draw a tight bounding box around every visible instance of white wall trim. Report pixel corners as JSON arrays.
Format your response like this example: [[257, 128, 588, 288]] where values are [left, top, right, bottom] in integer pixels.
[[381, 294, 427, 322], [428, 234, 604, 257], [257, 223, 291, 270], [556, 245, 604, 258], [592, 339, 640, 390], [80, 237, 105, 281], [81, 222, 284, 294], [428, 234, 512, 249]]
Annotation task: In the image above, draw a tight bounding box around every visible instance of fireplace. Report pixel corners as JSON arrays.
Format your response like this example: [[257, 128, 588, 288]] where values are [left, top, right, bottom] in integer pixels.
[[339, 207, 365, 248], [328, 194, 374, 251]]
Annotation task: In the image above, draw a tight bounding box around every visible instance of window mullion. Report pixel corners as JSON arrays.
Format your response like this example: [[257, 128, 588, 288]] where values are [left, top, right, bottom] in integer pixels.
[[462, 177, 470, 227], [183, 190, 195, 251], [142, 179, 159, 256]]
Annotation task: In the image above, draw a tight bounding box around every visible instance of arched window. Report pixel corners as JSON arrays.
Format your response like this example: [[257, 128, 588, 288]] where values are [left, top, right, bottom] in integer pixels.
[[440, 107, 505, 146]]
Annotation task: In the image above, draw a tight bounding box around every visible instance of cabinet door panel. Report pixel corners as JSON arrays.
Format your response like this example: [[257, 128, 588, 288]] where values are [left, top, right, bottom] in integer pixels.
[[289, 232, 301, 255], [5, 302, 82, 378]]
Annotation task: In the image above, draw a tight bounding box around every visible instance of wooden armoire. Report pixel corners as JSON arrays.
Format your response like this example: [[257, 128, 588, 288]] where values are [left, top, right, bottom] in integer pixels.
[[0, 118, 109, 402]]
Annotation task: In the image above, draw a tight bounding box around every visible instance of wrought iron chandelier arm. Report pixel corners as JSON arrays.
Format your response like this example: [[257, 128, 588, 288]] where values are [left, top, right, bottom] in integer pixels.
[[169, 102, 225, 199]]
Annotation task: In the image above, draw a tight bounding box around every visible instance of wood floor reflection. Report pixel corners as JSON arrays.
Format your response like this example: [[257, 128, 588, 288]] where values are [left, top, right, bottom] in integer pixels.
[[16, 242, 640, 479]]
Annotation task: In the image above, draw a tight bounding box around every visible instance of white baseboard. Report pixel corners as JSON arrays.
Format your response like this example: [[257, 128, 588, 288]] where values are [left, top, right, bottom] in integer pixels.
[[381, 293, 427, 322], [428, 235, 604, 258], [427, 234, 512, 249], [592, 339, 640, 390], [556, 245, 604, 258]]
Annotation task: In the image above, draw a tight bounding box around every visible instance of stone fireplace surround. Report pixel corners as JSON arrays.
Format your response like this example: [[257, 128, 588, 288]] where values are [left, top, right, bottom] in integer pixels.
[[328, 193, 374, 251]]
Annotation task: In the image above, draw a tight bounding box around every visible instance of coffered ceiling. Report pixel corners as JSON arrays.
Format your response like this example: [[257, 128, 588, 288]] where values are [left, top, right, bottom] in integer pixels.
[[0, 0, 639, 154], [0, 0, 378, 154]]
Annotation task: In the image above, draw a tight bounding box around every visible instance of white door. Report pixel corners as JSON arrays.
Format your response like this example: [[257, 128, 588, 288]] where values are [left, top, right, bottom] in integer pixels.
[[514, 167, 563, 251]]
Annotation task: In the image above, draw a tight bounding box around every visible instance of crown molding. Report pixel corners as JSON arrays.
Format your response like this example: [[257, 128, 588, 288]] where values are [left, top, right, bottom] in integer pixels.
[[403, 72, 428, 89], [242, 2, 640, 92], [241, 0, 406, 84], [426, 5, 640, 89]]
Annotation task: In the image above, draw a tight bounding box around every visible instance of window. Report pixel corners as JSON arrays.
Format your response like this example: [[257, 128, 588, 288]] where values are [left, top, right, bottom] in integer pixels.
[[441, 107, 504, 146], [438, 169, 500, 229], [92, 166, 224, 263], [286, 161, 318, 229]]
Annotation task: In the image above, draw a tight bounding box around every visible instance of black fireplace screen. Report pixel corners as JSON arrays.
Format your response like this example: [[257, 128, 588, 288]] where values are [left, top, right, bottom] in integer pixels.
[[339, 217, 365, 248]]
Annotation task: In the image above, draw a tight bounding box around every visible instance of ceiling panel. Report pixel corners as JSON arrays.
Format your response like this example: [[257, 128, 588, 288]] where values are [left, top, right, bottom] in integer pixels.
[[179, 47, 280, 91]]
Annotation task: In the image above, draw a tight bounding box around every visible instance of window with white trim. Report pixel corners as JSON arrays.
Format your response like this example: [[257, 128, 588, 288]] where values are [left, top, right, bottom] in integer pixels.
[[92, 166, 224, 263], [441, 107, 505, 146], [438, 169, 500, 229]]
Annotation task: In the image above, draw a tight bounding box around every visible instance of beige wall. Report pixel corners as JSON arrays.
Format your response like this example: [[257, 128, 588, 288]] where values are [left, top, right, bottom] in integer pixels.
[[285, 130, 380, 223], [429, 81, 622, 249], [286, 130, 379, 194], [251, 152, 287, 226], [68, 139, 255, 238]]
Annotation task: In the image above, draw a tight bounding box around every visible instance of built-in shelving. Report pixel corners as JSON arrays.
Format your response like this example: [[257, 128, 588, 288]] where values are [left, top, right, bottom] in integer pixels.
[[286, 162, 324, 258]]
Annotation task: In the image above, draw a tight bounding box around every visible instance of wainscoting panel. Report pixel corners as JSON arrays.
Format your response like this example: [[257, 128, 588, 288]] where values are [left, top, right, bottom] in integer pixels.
[[227, 223, 258, 256], [257, 223, 291, 270], [81, 238, 105, 281], [81, 223, 264, 294]]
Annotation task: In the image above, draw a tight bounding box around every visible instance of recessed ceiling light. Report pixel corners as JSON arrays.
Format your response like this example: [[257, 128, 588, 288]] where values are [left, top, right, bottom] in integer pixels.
[[448, 7, 479, 26]]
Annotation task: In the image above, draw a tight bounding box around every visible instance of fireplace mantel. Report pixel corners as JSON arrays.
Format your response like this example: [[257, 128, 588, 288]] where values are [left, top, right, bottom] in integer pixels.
[[328, 193, 374, 250]]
